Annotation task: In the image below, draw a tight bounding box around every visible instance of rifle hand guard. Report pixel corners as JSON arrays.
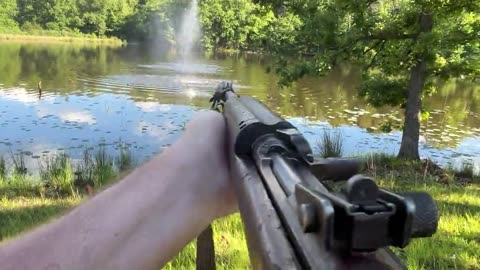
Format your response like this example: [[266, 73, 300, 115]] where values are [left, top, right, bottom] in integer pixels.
[[209, 82, 439, 270]]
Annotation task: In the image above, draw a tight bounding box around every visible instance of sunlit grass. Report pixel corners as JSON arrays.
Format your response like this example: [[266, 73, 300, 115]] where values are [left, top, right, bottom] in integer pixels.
[[0, 33, 124, 45], [93, 146, 116, 187], [1, 147, 132, 198], [0, 197, 81, 241], [40, 153, 76, 197], [382, 181, 480, 270], [0, 173, 44, 199], [367, 154, 480, 270], [0, 152, 477, 270], [165, 214, 251, 270]]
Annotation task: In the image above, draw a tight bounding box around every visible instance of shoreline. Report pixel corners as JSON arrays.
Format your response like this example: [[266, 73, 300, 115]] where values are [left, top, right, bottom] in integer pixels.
[[0, 33, 125, 45]]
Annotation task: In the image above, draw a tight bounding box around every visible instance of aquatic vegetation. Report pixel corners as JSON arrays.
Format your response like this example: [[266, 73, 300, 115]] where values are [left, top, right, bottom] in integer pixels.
[[10, 152, 27, 177], [0, 174, 43, 199], [0, 155, 5, 180], [94, 146, 115, 187], [116, 146, 134, 172], [364, 153, 479, 186], [40, 153, 76, 197], [73, 148, 96, 191], [0, 146, 136, 198], [317, 130, 344, 158], [447, 160, 479, 184]]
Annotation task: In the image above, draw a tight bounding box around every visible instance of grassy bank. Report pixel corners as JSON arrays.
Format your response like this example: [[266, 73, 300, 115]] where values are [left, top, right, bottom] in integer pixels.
[[0, 151, 478, 269], [0, 147, 133, 200], [0, 29, 124, 45], [364, 154, 479, 270]]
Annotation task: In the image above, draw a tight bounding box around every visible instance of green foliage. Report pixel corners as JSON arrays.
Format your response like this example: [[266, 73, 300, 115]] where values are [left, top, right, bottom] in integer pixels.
[[0, 0, 297, 50], [0, 0, 19, 30], [13, 0, 138, 36], [74, 147, 116, 188], [450, 160, 479, 182], [359, 74, 409, 107], [0, 147, 131, 198], [11, 153, 27, 177], [0, 174, 44, 199], [266, 0, 480, 86], [116, 147, 134, 172], [199, 0, 275, 50], [40, 153, 76, 197], [0, 156, 6, 180], [317, 130, 344, 158], [74, 148, 96, 188], [1, 0, 137, 37], [258, 0, 480, 159], [93, 146, 115, 187], [118, 0, 185, 43]]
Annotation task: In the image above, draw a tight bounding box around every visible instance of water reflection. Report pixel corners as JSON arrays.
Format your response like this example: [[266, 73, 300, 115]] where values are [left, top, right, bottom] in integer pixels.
[[0, 87, 196, 171], [0, 42, 479, 173]]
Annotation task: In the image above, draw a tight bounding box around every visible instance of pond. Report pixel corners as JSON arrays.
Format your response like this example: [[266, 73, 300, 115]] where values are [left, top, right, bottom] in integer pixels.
[[0, 42, 479, 173]]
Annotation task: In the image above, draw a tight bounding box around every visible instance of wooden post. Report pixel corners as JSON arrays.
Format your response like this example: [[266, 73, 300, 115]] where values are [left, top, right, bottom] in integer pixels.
[[196, 224, 216, 270]]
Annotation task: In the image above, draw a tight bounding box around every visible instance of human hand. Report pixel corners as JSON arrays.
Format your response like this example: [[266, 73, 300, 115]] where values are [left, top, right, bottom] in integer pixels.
[[173, 110, 238, 220]]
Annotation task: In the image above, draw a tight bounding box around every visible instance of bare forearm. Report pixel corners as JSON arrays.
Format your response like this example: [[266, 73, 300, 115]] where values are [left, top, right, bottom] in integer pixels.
[[0, 153, 209, 270], [0, 111, 234, 270]]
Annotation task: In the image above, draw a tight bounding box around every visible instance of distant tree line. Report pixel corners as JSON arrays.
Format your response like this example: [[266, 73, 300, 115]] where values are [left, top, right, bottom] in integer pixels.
[[0, 0, 293, 50]]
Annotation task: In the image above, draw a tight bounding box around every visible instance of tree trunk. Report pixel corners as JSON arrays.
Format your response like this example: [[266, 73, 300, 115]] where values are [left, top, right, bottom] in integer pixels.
[[196, 225, 216, 270], [397, 60, 425, 159], [397, 13, 433, 160]]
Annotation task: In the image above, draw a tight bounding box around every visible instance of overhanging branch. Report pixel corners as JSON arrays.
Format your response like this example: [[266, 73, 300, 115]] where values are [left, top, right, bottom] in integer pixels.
[[366, 40, 387, 69], [363, 33, 418, 40]]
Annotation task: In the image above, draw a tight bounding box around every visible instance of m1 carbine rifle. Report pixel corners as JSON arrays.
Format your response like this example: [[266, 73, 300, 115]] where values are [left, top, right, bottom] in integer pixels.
[[197, 82, 438, 270]]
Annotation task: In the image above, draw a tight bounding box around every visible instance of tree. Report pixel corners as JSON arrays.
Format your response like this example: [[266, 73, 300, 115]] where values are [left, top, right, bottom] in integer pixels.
[[14, 0, 139, 36], [262, 0, 480, 159], [0, 0, 19, 30], [199, 0, 275, 50], [119, 0, 189, 43]]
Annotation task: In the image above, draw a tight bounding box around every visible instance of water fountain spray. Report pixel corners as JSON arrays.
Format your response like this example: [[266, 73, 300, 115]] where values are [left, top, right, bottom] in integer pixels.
[[177, 0, 201, 60]]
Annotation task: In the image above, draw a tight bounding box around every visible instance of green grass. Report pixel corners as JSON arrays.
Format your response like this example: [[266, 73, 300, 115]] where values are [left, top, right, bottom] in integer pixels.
[[166, 154, 479, 269], [0, 174, 44, 199], [317, 129, 344, 158], [0, 152, 478, 270], [383, 181, 479, 270], [401, 187, 480, 270], [93, 146, 116, 187], [11, 152, 27, 177], [164, 214, 251, 270], [40, 153, 76, 197], [116, 147, 134, 172], [0, 197, 81, 242], [0, 27, 124, 45], [1, 147, 130, 198], [0, 156, 6, 180], [363, 154, 480, 270]]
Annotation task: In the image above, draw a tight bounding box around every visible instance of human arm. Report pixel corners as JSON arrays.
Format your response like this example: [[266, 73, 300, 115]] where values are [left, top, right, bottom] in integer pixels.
[[0, 111, 236, 270]]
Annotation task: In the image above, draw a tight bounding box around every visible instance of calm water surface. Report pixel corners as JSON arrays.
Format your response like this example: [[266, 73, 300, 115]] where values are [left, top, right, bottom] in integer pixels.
[[0, 42, 479, 172]]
